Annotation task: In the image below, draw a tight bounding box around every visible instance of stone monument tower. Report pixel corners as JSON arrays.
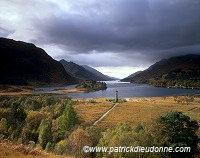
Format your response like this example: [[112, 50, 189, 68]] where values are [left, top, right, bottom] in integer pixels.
[[115, 90, 118, 102]]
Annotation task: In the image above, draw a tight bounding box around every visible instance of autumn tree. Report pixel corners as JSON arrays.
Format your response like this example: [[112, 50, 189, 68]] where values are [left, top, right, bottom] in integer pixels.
[[97, 123, 134, 158], [60, 102, 79, 135], [22, 111, 49, 143], [7, 102, 26, 129], [0, 118, 7, 138], [7, 102, 26, 140], [38, 118, 52, 149], [69, 127, 92, 158]]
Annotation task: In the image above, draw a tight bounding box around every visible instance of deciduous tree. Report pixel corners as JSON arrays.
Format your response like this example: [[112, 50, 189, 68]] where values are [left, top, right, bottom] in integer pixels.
[[60, 102, 79, 134], [38, 118, 52, 149], [69, 127, 92, 158]]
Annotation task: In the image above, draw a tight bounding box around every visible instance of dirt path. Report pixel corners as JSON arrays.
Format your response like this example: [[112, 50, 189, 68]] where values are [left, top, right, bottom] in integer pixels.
[[93, 103, 119, 125], [188, 107, 198, 111]]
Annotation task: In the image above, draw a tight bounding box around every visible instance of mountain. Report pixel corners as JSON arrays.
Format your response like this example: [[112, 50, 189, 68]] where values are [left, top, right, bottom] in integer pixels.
[[129, 54, 200, 88], [0, 38, 76, 86], [105, 75, 119, 80], [82, 65, 113, 81], [60, 59, 107, 81], [121, 71, 142, 82]]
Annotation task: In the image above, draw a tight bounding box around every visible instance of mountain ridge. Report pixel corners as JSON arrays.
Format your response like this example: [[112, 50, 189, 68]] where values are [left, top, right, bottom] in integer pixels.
[[60, 59, 114, 81], [82, 65, 114, 81], [128, 54, 200, 88], [121, 71, 143, 82], [60, 59, 107, 81], [0, 38, 76, 86]]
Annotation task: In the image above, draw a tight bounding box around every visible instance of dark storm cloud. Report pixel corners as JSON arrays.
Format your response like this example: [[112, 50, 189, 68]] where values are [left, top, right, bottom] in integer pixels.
[[31, 0, 200, 65]]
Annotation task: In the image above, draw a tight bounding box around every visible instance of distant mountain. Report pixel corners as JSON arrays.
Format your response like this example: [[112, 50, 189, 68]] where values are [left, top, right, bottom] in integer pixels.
[[121, 71, 142, 82], [0, 38, 76, 86], [105, 75, 119, 80], [60, 60, 113, 81], [82, 65, 113, 81], [129, 54, 200, 88]]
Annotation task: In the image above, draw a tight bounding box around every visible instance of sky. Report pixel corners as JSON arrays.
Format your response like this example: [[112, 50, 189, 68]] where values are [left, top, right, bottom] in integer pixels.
[[0, 0, 200, 79]]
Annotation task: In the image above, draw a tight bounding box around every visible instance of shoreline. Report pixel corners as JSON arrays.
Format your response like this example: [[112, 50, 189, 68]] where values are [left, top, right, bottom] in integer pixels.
[[56, 88, 88, 93], [0, 85, 33, 95], [1, 84, 200, 97]]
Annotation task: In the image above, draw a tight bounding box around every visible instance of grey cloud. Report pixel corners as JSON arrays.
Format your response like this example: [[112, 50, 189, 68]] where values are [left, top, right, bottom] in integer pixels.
[[1, 0, 200, 67], [0, 27, 14, 37], [35, 1, 200, 53]]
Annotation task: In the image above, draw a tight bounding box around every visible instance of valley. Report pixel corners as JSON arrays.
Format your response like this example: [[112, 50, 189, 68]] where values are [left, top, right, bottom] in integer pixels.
[[0, 38, 200, 157], [1, 0, 200, 157]]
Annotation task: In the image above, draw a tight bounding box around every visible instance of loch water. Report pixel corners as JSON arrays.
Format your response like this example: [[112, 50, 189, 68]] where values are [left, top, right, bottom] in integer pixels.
[[34, 81, 200, 98]]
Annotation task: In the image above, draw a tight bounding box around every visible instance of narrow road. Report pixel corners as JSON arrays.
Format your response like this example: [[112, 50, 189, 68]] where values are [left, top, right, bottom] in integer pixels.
[[93, 103, 119, 125]]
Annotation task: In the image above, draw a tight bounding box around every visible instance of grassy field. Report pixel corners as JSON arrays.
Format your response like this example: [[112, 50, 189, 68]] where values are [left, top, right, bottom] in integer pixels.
[[73, 97, 200, 135], [72, 98, 114, 125]]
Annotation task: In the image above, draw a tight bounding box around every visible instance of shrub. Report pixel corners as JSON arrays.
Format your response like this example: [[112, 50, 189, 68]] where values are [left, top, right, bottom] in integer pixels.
[[54, 139, 69, 154], [134, 122, 143, 133], [157, 111, 199, 157], [86, 126, 103, 146]]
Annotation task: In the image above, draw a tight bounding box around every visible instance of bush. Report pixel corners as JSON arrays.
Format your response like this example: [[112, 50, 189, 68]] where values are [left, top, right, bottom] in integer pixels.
[[45, 142, 53, 152], [0, 118, 7, 138], [134, 122, 143, 133], [157, 111, 199, 157], [54, 139, 69, 154], [86, 126, 103, 146]]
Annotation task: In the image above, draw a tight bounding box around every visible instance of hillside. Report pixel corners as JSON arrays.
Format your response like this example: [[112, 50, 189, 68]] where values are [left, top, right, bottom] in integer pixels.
[[129, 54, 200, 88], [0, 38, 76, 86], [121, 71, 142, 82], [82, 65, 113, 81], [60, 59, 113, 81]]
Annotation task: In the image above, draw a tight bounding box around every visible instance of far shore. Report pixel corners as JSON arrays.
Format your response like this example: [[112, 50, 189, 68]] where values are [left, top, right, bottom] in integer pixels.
[[56, 88, 88, 93], [0, 85, 33, 95]]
